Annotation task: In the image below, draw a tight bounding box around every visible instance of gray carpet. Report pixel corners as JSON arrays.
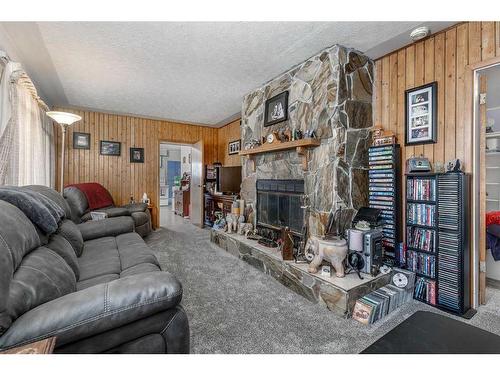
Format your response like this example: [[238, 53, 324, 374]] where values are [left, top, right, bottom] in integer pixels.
[[146, 211, 500, 354]]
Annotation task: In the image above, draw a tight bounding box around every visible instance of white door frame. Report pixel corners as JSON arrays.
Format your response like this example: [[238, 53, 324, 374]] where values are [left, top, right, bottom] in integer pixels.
[[471, 59, 500, 308]]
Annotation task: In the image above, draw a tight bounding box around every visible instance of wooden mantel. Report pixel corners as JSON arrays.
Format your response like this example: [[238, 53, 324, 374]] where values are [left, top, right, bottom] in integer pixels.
[[239, 138, 320, 171]]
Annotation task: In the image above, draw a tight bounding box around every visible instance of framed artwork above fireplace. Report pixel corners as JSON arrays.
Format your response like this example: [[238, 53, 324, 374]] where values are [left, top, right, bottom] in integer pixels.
[[264, 91, 289, 127]]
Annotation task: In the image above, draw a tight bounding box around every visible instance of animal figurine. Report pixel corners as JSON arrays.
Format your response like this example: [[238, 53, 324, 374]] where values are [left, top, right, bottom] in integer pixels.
[[306, 236, 348, 277], [238, 222, 253, 236], [225, 213, 239, 233]]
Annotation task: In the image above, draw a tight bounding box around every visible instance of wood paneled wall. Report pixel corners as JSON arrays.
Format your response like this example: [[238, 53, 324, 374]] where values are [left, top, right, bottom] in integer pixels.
[[54, 108, 219, 227], [374, 22, 500, 174], [216, 118, 242, 167]]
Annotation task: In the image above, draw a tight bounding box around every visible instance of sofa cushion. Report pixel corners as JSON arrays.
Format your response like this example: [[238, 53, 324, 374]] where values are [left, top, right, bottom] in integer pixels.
[[7, 247, 76, 323], [115, 232, 159, 270], [45, 234, 80, 280], [63, 186, 89, 223], [77, 216, 135, 242], [96, 206, 130, 218], [57, 219, 84, 257], [78, 237, 121, 281], [76, 274, 119, 291], [120, 263, 161, 278]]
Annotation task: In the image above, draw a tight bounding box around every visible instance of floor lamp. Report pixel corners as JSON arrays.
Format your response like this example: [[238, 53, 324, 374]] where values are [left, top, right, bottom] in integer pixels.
[[46, 111, 82, 192]]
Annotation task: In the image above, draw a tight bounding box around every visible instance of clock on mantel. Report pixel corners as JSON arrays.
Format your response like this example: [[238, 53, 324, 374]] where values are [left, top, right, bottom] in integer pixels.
[[239, 138, 320, 172]]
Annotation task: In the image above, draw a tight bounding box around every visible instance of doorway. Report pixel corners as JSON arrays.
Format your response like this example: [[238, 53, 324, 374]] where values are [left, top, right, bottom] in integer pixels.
[[159, 142, 192, 226], [158, 140, 204, 228], [477, 64, 500, 296]]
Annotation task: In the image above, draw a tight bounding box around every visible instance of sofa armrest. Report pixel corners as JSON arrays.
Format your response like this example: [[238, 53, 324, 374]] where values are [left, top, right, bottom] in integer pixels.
[[77, 216, 135, 241], [0, 272, 183, 350], [96, 206, 131, 218], [123, 203, 148, 213]]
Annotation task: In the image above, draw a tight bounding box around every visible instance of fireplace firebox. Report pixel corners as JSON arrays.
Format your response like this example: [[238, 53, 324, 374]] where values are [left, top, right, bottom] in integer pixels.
[[256, 179, 305, 237]]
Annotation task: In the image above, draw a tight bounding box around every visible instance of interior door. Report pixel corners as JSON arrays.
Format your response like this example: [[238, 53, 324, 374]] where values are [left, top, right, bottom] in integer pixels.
[[479, 74, 487, 305], [190, 140, 204, 227]]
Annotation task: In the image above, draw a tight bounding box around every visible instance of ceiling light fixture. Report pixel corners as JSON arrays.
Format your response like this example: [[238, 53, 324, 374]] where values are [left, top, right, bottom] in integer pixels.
[[410, 26, 430, 42]]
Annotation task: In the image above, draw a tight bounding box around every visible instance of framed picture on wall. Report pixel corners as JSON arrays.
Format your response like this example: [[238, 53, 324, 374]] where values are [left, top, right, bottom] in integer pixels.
[[264, 91, 289, 127], [405, 82, 438, 146], [73, 132, 90, 149], [228, 139, 241, 155], [100, 140, 121, 156], [130, 147, 144, 163]]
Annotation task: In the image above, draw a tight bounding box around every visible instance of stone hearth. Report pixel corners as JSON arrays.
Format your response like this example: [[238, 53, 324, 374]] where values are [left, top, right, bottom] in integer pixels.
[[211, 229, 390, 317], [240, 45, 374, 237]]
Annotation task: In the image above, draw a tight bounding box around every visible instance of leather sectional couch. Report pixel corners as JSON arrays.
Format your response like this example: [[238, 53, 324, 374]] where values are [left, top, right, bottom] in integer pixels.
[[0, 185, 189, 354], [63, 183, 152, 237]]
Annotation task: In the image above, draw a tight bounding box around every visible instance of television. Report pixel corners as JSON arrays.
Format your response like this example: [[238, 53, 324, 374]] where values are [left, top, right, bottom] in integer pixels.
[[216, 166, 242, 194]]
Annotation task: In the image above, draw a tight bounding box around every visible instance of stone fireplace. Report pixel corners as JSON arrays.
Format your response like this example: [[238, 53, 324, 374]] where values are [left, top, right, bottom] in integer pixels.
[[240, 44, 374, 237]]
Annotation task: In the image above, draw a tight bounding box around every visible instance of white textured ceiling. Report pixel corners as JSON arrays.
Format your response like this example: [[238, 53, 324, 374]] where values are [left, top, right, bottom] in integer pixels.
[[1, 22, 455, 127]]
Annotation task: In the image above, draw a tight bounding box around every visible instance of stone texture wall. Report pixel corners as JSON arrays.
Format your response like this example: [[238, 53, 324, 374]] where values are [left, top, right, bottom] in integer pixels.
[[240, 45, 374, 237]]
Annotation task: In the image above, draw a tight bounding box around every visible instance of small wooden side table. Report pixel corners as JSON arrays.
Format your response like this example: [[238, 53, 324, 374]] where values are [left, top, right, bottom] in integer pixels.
[[147, 204, 156, 230], [0, 337, 56, 354]]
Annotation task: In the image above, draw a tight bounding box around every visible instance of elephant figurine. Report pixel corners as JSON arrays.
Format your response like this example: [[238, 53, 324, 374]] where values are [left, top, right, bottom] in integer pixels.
[[306, 236, 348, 277]]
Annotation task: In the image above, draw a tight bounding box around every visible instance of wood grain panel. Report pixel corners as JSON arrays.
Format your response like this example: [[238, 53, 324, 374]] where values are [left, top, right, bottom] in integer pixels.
[[374, 21, 500, 174], [217, 118, 242, 167], [53, 108, 219, 228]]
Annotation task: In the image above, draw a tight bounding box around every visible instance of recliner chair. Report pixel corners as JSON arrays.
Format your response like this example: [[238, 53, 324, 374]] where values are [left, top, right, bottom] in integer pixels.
[[63, 183, 152, 237]]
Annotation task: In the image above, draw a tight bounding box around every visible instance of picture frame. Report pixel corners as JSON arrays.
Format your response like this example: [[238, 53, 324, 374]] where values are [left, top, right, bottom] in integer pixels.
[[405, 82, 438, 146], [100, 140, 121, 156], [228, 139, 241, 155], [130, 147, 144, 163], [264, 91, 289, 127], [73, 132, 90, 149]]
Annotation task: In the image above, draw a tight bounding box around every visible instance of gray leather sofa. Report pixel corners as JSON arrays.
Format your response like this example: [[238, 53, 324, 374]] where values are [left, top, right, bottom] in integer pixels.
[[0, 186, 189, 354], [63, 185, 152, 237]]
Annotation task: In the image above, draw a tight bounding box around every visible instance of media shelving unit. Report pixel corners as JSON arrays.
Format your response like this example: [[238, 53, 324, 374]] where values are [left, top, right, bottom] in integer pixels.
[[405, 172, 475, 318], [368, 144, 402, 266]]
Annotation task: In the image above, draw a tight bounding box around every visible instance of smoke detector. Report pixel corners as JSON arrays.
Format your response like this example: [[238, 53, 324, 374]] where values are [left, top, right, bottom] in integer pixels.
[[410, 26, 430, 42]]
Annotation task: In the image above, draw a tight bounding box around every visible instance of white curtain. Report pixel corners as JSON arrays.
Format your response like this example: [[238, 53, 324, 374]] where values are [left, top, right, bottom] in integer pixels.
[[0, 53, 55, 187]]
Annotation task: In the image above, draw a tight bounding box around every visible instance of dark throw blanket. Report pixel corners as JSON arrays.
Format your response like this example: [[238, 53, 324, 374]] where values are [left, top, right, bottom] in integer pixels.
[[66, 182, 114, 210], [487, 224, 500, 261], [0, 186, 65, 234]]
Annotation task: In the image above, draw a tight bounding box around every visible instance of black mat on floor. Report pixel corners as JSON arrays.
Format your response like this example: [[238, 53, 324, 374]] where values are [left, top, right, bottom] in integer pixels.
[[362, 310, 500, 354]]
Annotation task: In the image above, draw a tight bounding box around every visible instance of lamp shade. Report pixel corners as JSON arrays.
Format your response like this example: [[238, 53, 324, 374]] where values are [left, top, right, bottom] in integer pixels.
[[46, 111, 82, 125]]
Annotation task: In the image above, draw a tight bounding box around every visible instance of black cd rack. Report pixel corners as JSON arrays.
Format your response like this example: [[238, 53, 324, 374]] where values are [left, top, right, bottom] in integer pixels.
[[405, 172, 474, 318], [368, 144, 402, 267]]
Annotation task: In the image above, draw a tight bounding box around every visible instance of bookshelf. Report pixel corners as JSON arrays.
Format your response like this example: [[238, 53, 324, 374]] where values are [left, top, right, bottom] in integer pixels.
[[368, 144, 402, 267], [405, 172, 475, 318]]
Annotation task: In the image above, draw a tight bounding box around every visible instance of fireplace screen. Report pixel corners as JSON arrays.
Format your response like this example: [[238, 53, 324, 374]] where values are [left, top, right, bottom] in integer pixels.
[[256, 179, 305, 234]]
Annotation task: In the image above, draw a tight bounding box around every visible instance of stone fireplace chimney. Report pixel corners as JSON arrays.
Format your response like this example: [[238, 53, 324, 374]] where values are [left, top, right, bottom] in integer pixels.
[[240, 44, 373, 238]]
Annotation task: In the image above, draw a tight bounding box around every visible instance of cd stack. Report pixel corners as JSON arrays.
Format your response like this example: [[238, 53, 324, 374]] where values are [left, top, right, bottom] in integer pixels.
[[352, 268, 415, 324], [405, 173, 438, 306], [368, 144, 402, 266], [436, 172, 471, 316]]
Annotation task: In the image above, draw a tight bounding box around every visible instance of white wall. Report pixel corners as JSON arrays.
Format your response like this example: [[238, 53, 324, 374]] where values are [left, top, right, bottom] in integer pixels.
[[180, 145, 192, 175]]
